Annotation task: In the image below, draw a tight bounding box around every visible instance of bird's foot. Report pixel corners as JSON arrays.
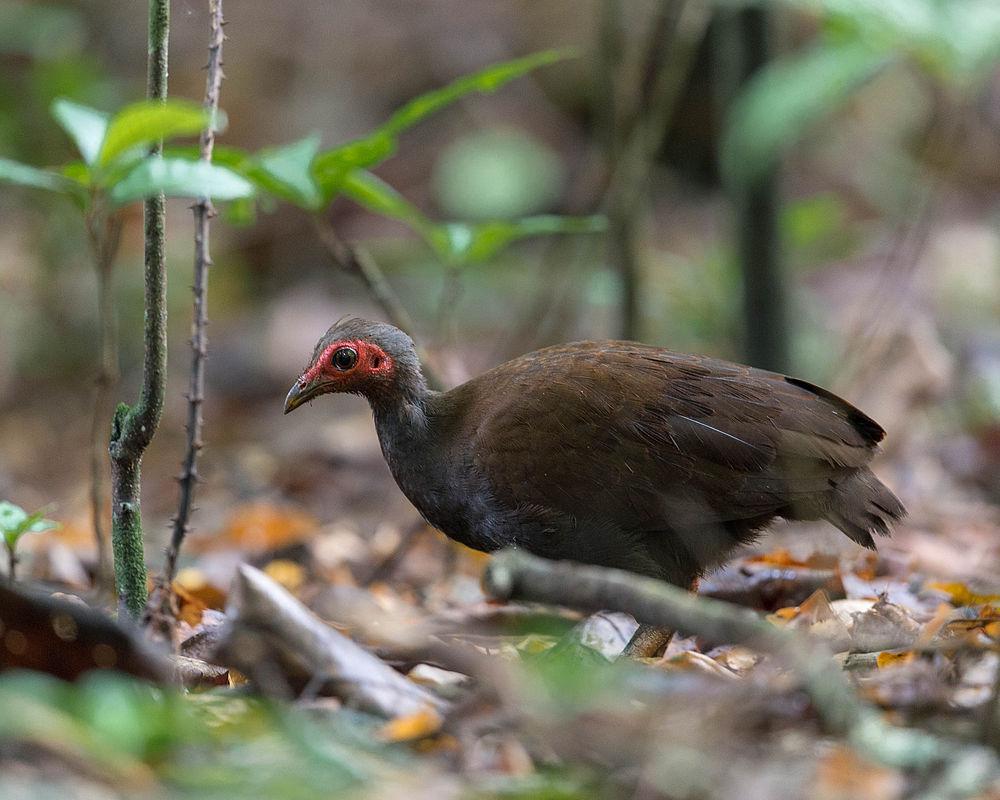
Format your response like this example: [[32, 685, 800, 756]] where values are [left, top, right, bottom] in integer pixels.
[[621, 623, 674, 659]]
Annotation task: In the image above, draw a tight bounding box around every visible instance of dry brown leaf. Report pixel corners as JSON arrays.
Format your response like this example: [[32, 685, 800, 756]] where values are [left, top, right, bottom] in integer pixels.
[[850, 598, 920, 653]]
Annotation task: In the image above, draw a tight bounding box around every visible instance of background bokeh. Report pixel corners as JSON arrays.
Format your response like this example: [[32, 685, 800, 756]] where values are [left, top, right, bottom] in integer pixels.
[[0, 0, 997, 579]]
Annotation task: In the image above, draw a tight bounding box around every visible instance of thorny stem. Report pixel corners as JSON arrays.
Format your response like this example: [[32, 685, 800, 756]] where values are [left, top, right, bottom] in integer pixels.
[[109, 0, 170, 617], [85, 208, 122, 594], [162, 0, 225, 594], [312, 215, 445, 391]]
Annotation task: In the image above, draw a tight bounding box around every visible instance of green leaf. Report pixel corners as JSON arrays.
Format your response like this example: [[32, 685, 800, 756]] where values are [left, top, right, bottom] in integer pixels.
[[99, 99, 217, 167], [341, 170, 604, 264], [223, 196, 258, 227], [51, 98, 109, 165], [163, 144, 250, 169], [800, 0, 1000, 81], [109, 157, 255, 205], [0, 157, 76, 193], [61, 161, 92, 186], [387, 49, 570, 134], [340, 170, 442, 246], [251, 135, 324, 210], [0, 502, 28, 536], [439, 214, 607, 264], [0, 502, 57, 548], [720, 41, 889, 186], [313, 49, 572, 200]]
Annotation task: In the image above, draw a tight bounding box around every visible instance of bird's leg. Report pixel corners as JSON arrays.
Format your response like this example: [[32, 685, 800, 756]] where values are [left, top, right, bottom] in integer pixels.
[[621, 624, 674, 659], [620, 578, 698, 659]]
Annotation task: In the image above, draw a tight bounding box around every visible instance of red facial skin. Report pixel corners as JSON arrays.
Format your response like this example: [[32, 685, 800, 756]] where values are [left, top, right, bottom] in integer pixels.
[[300, 339, 395, 394]]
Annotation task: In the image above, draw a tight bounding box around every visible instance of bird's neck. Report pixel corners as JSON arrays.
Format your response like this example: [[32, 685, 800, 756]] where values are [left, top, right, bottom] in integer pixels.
[[370, 380, 436, 458]]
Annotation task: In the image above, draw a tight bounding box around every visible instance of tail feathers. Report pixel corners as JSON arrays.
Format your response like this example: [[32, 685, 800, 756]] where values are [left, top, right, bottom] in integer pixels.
[[825, 468, 906, 550]]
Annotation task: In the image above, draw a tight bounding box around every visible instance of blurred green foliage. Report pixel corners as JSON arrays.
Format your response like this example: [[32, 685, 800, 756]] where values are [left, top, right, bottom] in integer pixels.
[[0, 501, 57, 553], [210, 50, 604, 269], [722, 0, 1000, 186], [0, 671, 378, 798], [0, 97, 253, 207], [432, 129, 564, 220], [0, 669, 604, 799]]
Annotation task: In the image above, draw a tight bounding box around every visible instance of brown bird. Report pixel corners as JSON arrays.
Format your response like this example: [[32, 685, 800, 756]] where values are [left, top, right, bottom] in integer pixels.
[[285, 318, 905, 656]]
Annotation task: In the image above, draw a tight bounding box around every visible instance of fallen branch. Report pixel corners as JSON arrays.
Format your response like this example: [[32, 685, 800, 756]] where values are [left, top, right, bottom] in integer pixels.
[[483, 549, 998, 791], [211, 564, 448, 719]]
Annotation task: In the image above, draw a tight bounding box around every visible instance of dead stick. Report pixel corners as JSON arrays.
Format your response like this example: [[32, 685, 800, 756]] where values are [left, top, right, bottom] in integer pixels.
[[213, 564, 447, 718], [162, 0, 226, 591], [483, 548, 998, 783]]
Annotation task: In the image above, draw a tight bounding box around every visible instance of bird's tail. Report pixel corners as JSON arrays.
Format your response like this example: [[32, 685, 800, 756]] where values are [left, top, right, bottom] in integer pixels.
[[825, 468, 906, 550]]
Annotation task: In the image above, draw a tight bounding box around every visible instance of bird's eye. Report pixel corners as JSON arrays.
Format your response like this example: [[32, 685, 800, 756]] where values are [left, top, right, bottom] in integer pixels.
[[331, 347, 358, 371]]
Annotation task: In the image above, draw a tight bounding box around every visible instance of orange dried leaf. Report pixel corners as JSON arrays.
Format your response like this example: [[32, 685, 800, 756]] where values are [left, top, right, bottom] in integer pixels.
[[876, 650, 915, 669], [377, 707, 443, 743], [926, 580, 1000, 607], [172, 583, 207, 627], [174, 568, 227, 609], [815, 744, 903, 799], [263, 559, 306, 593], [194, 503, 319, 554], [773, 607, 800, 620], [747, 548, 809, 568]]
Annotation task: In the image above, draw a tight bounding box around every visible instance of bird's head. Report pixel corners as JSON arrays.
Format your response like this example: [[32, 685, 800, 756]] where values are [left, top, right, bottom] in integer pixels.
[[284, 317, 425, 414]]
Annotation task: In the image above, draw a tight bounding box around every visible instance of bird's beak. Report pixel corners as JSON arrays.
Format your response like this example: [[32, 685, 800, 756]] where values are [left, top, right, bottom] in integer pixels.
[[284, 378, 324, 414]]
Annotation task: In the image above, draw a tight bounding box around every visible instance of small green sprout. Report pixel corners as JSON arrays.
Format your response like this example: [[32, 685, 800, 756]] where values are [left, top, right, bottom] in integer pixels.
[[0, 501, 59, 582]]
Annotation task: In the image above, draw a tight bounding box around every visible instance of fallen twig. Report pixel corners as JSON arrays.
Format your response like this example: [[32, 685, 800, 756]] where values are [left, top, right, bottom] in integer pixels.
[[211, 564, 448, 719], [483, 549, 998, 794]]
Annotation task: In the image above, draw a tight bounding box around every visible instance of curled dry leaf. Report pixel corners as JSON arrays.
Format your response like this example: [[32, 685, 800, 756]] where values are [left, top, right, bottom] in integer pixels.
[[661, 650, 740, 679], [850, 598, 920, 654]]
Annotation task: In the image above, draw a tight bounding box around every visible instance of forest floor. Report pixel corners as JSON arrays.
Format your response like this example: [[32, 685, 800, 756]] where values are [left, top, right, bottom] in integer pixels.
[[3, 388, 1000, 799]]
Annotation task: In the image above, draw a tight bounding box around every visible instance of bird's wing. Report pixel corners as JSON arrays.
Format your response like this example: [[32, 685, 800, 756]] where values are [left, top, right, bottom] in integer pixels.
[[466, 342, 880, 530]]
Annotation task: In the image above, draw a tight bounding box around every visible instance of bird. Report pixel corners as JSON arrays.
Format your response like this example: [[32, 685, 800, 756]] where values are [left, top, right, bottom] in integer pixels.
[[284, 318, 905, 656]]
